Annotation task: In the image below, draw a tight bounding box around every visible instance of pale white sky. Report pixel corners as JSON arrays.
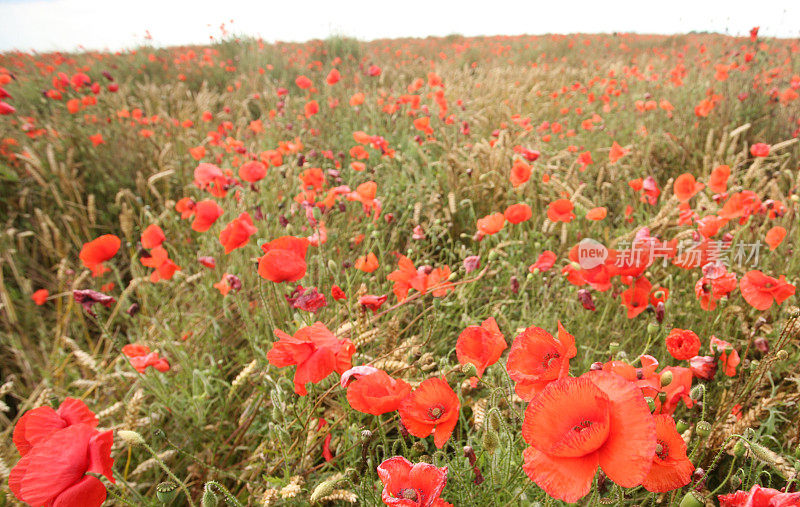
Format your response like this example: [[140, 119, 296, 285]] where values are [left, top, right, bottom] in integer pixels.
[[0, 0, 798, 53]]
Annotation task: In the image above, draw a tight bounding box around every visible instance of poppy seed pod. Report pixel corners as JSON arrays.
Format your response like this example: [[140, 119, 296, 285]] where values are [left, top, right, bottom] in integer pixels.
[[461, 362, 478, 378], [156, 482, 178, 503], [201, 487, 218, 507], [118, 429, 145, 446], [733, 439, 747, 457], [660, 370, 673, 387], [482, 429, 499, 455], [676, 420, 689, 433], [679, 491, 705, 507], [696, 421, 712, 437]]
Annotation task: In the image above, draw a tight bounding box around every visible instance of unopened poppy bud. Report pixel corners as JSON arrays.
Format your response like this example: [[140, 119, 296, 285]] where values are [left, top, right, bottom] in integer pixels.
[[577, 289, 595, 311], [118, 430, 145, 446], [487, 409, 502, 432], [201, 486, 218, 507], [156, 482, 178, 503], [327, 260, 338, 273], [754, 337, 769, 354], [777, 350, 788, 361], [655, 301, 665, 323], [310, 480, 335, 503], [127, 303, 140, 317], [696, 421, 712, 437], [749, 442, 779, 465], [676, 420, 689, 433], [509, 276, 520, 294], [733, 439, 747, 457], [679, 491, 705, 507], [660, 370, 673, 387], [690, 384, 705, 400], [464, 446, 477, 465], [482, 430, 499, 455], [461, 362, 478, 377]]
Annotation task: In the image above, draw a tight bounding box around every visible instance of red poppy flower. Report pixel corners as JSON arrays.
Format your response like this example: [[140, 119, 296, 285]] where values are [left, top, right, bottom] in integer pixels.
[[673, 173, 704, 202], [387, 256, 452, 302], [609, 141, 629, 164], [304, 100, 319, 118], [331, 285, 346, 300], [355, 252, 380, 273], [689, 355, 717, 380], [476, 213, 505, 236], [765, 226, 787, 251], [377, 456, 449, 506], [346, 369, 412, 415], [739, 270, 795, 311], [140, 224, 165, 249], [285, 285, 327, 313], [359, 294, 388, 313], [521, 371, 656, 503], [12, 398, 98, 456], [694, 263, 737, 311], [708, 165, 730, 193], [529, 250, 556, 273], [219, 212, 257, 254], [31, 289, 48, 305], [709, 336, 740, 377], [79, 234, 121, 277], [175, 197, 196, 219], [191, 200, 224, 232], [267, 322, 356, 395], [198, 256, 216, 268], [641, 415, 693, 492], [750, 143, 770, 157], [665, 329, 701, 360], [9, 423, 114, 507], [455, 317, 507, 387], [295, 75, 312, 89], [398, 377, 460, 449], [547, 199, 575, 223], [719, 484, 800, 506], [193, 162, 227, 197], [326, 68, 340, 85], [121, 344, 170, 373], [586, 207, 607, 221], [620, 277, 651, 318], [0, 101, 15, 115], [73, 289, 115, 316], [258, 236, 310, 283], [504, 203, 532, 224], [718, 191, 762, 221], [238, 160, 268, 183], [510, 159, 532, 187], [507, 322, 576, 401]]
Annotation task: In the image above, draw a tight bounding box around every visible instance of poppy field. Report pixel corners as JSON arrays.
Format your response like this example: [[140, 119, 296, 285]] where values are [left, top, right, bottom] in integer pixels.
[[1, 29, 800, 506]]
